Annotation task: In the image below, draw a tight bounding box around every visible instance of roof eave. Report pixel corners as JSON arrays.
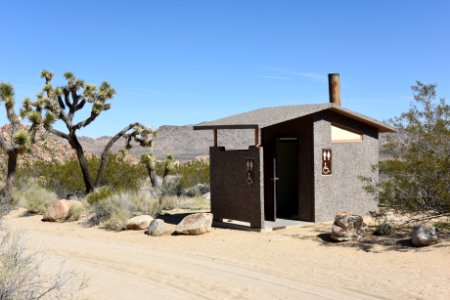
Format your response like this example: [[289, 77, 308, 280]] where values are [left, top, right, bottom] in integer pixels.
[[193, 124, 259, 130], [328, 106, 396, 133]]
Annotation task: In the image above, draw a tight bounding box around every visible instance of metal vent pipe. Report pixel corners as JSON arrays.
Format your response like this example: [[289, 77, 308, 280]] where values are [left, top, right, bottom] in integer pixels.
[[328, 73, 341, 106]]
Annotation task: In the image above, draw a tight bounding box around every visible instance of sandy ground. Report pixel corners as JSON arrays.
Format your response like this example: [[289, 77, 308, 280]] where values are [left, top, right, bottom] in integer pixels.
[[3, 208, 450, 300]]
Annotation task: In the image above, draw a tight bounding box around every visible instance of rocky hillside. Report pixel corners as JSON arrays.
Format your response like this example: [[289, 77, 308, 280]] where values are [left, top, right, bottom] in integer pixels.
[[1, 124, 397, 164], [0, 124, 255, 164], [0, 124, 76, 165], [78, 125, 255, 161]]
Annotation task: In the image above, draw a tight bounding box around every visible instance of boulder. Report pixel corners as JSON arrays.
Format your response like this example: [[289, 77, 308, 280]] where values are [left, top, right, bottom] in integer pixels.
[[175, 213, 213, 235], [43, 199, 82, 222], [146, 219, 167, 236], [126, 215, 153, 230], [411, 226, 438, 247], [373, 223, 392, 236], [330, 211, 367, 242]]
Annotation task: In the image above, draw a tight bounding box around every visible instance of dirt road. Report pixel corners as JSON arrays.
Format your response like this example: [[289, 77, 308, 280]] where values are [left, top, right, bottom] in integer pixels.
[[4, 209, 450, 299]]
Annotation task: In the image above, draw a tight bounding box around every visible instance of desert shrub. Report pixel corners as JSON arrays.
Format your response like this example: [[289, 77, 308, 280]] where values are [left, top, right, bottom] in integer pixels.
[[434, 222, 450, 230], [13, 180, 57, 214], [161, 175, 182, 195], [0, 220, 85, 299], [67, 201, 87, 221], [178, 196, 211, 211], [160, 195, 179, 210], [159, 195, 211, 211], [361, 82, 449, 214], [86, 186, 114, 205], [155, 158, 210, 190], [16, 154, 147, 197], [178, 159, 210, 190], [89, 191, 160, 230], [183, 183, 210, 197], [129, 192, 160, 216], [101, 211, 129, 231]]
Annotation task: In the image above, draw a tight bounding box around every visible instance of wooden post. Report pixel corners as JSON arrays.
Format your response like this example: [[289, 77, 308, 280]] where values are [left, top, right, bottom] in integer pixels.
[[254, 128, 259, 146], [213, 129, 218, 147]]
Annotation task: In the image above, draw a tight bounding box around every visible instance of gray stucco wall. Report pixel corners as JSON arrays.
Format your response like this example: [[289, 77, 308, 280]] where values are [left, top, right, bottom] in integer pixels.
[[313, 112, 379, 222], [209, 146, 264, 229]]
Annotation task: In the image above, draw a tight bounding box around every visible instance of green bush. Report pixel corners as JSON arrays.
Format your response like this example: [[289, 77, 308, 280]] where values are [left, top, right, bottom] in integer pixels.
[[67, 201, 87, 221], [13, 180, 57, 214], [16, 154, 147, 197], [155, 158, 210, 190], [361, 82, 449, 214], [434, 222, 450, 230], [86, 186, 114, 205], [178, 159, 210, 190], [101, 211, 129, 231]]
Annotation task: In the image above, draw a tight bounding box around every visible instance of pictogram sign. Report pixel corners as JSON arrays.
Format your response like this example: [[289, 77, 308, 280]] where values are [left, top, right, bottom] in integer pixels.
[[322, 149, 332, 175]]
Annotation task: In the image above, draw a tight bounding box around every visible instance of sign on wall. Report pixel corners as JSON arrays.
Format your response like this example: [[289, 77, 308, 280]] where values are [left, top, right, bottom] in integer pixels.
[[322, 149, 332, 175], [246, 159, 255, 184]]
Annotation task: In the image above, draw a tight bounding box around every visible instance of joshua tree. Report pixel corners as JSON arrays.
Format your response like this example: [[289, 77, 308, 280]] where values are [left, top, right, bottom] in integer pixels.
[[23, 71, 155, 194], [162, 154, 176, 180], [0, 83, 42, 204], [141, 152, 158, 188]]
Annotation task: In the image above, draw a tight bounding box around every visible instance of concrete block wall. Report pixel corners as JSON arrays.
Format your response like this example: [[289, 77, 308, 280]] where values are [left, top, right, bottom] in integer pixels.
[[209, 146, 264, 228], [313, 112, 379, 222]]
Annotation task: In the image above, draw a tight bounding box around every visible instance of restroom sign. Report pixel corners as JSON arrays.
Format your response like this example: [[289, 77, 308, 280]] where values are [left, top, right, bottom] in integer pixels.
[[322, 149, 332, 175]]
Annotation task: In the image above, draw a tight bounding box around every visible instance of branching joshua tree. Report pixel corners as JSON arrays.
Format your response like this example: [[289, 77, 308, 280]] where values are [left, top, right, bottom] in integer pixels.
[[22, 71, 155, 194], [0, 83, 42, 204]]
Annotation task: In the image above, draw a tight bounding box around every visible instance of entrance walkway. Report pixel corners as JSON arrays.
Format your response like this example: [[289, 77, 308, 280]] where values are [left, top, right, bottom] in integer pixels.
[[213, 218, 312, 232]]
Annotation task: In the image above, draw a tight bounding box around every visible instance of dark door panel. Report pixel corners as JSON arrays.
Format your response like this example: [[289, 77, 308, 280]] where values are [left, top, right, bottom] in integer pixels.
[[275, 138, 299, 219]]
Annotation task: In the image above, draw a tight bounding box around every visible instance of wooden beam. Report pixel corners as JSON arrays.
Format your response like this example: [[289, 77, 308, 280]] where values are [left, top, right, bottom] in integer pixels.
[[193, 124, 259, 130], [254, 128, 259, 146], [213, 129, 218, 147]]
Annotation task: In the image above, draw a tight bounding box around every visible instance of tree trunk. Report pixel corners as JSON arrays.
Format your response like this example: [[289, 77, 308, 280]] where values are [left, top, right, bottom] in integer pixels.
[[69, 135, 95, 194], [0, 150, 18, 207], [94, 122, 140, 187], [145, 162, 158, 188]]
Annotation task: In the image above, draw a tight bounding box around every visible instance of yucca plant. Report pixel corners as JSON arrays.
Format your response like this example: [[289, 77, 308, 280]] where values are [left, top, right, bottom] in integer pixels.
[[0, 82, 42, 205], [21, 70, 157, 194]]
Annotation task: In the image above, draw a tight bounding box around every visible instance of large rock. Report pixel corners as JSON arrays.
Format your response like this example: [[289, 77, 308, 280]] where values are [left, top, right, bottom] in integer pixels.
[[175, 213, 213, 235], [127, 215, 153, 230], [43, 199, 82, 222], [411, 226, 438, 247], [146, 219, 167, 236], [330, 211, 367, 242]]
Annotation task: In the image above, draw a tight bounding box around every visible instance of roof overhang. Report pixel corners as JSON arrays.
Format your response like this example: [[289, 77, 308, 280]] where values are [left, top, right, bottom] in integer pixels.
[[329, 107, 396, 133], [193, 124, 259, 130]]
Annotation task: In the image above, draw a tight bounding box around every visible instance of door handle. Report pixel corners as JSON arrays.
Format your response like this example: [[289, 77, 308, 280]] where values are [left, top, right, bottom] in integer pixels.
[[271, 177, 279, 181]]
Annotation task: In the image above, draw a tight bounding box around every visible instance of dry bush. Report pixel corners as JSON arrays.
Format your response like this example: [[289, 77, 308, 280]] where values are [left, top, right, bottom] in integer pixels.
[[89, 191, 160, 231], [178, 196, 210, 211], [160, 195, 211, 212], [160, 195, 178, 210], [13, 180, 57, 214], [67, 201, 87, 222], [0, 220, 87, 299]]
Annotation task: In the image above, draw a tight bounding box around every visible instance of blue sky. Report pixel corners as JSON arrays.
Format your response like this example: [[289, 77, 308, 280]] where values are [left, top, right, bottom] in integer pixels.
[[0, 0, 449, 137]]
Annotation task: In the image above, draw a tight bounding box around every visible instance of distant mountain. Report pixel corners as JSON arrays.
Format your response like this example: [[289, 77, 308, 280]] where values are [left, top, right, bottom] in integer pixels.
[[78, 125, 255, 161], [1, 124, 397, 164]]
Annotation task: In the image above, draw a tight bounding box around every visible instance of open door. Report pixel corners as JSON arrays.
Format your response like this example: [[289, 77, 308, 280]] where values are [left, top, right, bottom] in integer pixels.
[[275, 138, 299, 219]]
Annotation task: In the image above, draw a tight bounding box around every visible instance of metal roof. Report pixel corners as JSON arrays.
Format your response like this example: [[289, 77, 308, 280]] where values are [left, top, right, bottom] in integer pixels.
[[193, 103, 396, 133]]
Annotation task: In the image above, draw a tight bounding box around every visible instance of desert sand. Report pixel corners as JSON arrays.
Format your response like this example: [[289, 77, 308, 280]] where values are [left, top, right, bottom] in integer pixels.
[[4, 208, 450, 300]]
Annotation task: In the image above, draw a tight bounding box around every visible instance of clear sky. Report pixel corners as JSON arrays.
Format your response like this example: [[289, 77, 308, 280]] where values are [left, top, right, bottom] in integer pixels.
[[0, 0, 449, 137]]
